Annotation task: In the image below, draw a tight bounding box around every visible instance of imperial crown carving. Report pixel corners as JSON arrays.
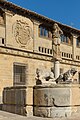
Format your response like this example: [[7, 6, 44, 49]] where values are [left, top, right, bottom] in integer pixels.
[[13, 20, 32, 45]]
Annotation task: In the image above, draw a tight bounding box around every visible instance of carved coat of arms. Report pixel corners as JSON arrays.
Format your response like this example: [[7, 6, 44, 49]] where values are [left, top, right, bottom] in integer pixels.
[[13, 20, 32, 45]]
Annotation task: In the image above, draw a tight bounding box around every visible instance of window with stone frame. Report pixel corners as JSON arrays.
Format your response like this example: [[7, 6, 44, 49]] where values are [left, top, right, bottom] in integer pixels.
[[61, 33, 72, 45], [78, 72, 80, 84], [0, 38, 5, 45], [76, 37, 80, 47], [13, 63, 27, 85], [39, 25, 52, 39]]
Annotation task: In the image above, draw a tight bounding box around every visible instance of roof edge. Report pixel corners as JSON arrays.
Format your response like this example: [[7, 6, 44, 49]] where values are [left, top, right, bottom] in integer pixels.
[[0, 0, 80, 34]]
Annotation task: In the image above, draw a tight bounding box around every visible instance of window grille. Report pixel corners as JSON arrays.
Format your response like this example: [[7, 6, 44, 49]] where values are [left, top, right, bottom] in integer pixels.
[[14, 64, 26, 85]]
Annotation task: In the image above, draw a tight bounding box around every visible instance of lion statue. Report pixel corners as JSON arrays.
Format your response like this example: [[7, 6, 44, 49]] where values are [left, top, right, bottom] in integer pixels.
[[55, 68, 77, 83]]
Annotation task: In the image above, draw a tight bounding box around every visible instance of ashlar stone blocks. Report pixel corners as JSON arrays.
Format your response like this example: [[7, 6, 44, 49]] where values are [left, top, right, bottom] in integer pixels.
[[33, 84, 80, 118]]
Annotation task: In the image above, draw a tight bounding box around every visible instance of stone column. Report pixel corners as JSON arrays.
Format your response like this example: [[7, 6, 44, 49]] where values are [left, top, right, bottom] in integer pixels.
[[72, 34, 78, 60], [33, 21, 40, 52], [54, 60, 60, 79], [5, 11, 13, 46]]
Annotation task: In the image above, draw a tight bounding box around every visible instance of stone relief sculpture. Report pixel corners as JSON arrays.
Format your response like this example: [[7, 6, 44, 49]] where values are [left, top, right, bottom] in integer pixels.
[[36, 68, 77, 84], [52, 23, 63, 59], [13, 20, 32, 46], [36, 67, 55, 85], [55, 68, 77, 83]]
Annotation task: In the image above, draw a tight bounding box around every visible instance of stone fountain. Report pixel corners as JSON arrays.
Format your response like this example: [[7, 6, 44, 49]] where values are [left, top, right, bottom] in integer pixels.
[[33, 23, 80, 118]]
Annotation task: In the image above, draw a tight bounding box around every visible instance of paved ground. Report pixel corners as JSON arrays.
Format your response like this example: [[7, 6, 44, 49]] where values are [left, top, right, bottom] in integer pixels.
[[0, 110, 80, 120]]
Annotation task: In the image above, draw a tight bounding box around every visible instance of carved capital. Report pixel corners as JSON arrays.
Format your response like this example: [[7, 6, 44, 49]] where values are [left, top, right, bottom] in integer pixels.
[[71, 33, 79, 39], [5, 11, 13, 17], [33, 20, 41, 26]]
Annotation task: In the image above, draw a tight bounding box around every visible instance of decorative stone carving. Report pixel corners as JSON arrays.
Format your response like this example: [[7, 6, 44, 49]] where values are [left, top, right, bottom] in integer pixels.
[[13, 20, 32, 46], [36, 67, 77, 84], [52, 23, 63, 60], [55, 68, 77, 83], [36, 67, 55, 85]]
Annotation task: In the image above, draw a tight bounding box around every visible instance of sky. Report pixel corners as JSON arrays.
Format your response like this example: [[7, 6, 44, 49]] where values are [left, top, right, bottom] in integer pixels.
[[6, 0, 80, 30]]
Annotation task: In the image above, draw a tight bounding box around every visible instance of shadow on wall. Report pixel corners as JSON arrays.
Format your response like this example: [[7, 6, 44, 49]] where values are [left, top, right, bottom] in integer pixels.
[[0, 104, 3, 110], [2, 86, 27, 116]]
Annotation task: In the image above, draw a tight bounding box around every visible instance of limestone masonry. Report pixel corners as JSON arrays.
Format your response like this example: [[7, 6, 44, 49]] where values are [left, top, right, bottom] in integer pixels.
[[0, 0, 80, 117]]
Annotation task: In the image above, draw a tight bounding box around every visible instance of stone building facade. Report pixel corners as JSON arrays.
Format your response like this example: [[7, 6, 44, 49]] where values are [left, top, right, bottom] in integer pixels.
[[0, 0, 80, 115]]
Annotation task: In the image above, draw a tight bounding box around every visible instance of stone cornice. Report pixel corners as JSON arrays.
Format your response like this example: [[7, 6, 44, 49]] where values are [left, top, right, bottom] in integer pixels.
[[0, 46, 52, 61], [0, 46, 80, 66], [61, 58, 80, 67]]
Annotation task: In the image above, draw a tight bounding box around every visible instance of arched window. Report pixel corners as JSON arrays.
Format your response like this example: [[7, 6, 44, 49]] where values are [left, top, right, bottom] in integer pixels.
[[76, 37, 80, 47], [39, 25, 52, 39], [61, 33, 72, 45]]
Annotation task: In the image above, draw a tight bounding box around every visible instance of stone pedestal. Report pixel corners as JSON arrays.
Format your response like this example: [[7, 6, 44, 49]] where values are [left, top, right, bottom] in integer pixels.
[[33, 84, 80, 118], [54, 60, 60, 79]]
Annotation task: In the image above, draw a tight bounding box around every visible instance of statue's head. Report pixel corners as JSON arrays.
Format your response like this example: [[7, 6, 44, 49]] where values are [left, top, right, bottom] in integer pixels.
[[70, 68, 77, 75], [53, 23, 58, 30]]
